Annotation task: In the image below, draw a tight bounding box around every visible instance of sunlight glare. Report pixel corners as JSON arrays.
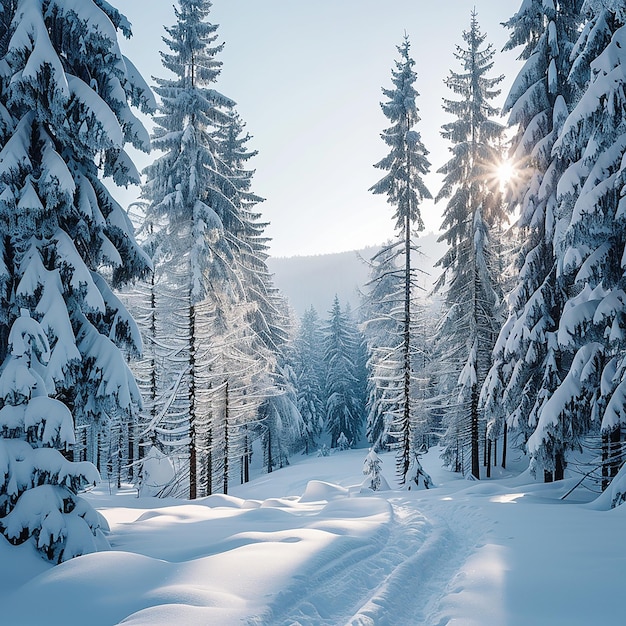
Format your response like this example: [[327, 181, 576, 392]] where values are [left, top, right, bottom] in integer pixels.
[[491, 492, 525, 504], [497, 160, 515, 191]]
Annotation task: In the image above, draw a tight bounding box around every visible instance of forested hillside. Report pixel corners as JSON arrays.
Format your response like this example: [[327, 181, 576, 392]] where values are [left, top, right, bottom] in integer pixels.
[[268, 233, 445, 316]]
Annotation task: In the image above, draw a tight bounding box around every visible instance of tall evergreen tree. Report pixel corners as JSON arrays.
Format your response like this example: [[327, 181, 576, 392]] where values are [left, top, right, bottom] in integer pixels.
[[116, 200, 165, 483], [529, 2, 626, 487], [0, 0, 152, 557], [369, 35, 431, 483], [141, 0, 240, 499], [360, 242, 434, 453], [216, 110, 299, 478], [323, 297, 363, 448], [215, 110, 289, 353], [293, 306, 326, 454], [141, 1, 297, 496], [345, 302, 369, 428], [482, 0, 583, 482], [361, 243, 402, 450], [0, 0, 154, 477], [433, 11, 505, 479], [258, 350, 303, 473]]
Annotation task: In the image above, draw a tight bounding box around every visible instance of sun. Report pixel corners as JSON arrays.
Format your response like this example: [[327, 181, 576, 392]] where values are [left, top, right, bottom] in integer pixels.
[[496, 159, 515, 191]]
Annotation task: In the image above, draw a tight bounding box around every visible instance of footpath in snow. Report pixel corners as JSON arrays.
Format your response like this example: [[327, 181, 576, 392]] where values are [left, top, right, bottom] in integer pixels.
[[0, 447, 624, 625]]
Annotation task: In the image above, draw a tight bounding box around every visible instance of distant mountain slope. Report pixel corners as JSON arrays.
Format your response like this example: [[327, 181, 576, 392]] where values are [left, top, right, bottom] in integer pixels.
[[268, 232, 446, 317]]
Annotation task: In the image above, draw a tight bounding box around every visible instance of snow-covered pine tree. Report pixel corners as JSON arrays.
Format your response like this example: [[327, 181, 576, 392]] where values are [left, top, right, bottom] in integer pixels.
[[360, 240, 434, 455], [215, 110, 288, 353], [323, 296, 363, 448], [362, 448, 386, 491], [141, 0, 297, 496], [345, 302, 368, 430], [481, 0, 583, 482], [433, 11, 505, 480], [141, 0, 243, 499], [369, 35, 432, 483], [293, 306, 326, 454], [0, 311, 106, 563], [360, 243, 403, 450], [535, 2, 626, 487], [215, 109, 300, 480], [0, 1, 154, 477]]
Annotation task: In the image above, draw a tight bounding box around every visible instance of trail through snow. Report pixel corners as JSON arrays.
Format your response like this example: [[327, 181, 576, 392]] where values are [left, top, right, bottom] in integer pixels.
[[1, 447, 624, 625]]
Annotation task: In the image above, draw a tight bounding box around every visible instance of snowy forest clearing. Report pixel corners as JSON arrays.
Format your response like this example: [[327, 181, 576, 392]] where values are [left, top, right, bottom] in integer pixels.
[[1, 447, 622, 626]]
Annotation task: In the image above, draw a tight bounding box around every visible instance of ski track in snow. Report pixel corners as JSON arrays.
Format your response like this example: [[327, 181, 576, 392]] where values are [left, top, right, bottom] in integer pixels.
[[249, 495, 488, 626]]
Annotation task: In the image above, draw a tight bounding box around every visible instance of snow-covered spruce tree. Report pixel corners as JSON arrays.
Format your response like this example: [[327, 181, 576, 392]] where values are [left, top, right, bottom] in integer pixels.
[[362, 448, 387, 491], [215, 109, 300, 479], [345, 302, 369, 429], [0, 1, 154, 478], [360, 241, 434, 454], [0, 311, 106, 563], [293, 306, 326, 454], [215, 110, 288, 352], [141, 0, 242, 499], [323, 296, 363, 448], [141, 0, 297, 496], [534, 2, 626, 488], [369, 35, 432, 483], [481, 0, 583, 482], [433, 11, 505, 480], [360, 242, 403, 451]]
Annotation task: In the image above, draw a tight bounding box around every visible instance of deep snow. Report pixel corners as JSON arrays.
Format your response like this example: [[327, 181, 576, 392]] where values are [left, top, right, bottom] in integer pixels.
[[0, 447, 623, 625]]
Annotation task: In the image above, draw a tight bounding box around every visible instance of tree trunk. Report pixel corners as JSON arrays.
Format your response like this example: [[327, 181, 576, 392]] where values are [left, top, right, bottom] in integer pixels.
[[471, 384, 480, 479], [486, 438, 492, 478], [610, 426, 621, 480], [493, 438, 497, 472], [243, 426, 250, 484], [189, 301, 197, 500], [223, 381, 229, 495], [502, 421, 507, 469], [483, 429, 488, 467], [96, 431, 101, 474], [82, 427, 88, 462], [205, 426, 212, 496], [267, 426, 273, 473], [555, 449, 565, 481], [128, 420, 135, 482], [400, 212, 412, 483], [602, 431, 609, 491], [602, 426, 621, 491], [117, 420, 123, 489], [189, 423, 197, 499]]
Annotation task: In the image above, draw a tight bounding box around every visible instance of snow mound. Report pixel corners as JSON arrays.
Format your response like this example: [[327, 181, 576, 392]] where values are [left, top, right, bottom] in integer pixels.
[[299, 480, 350, 502], [199, 493, 246, 509]]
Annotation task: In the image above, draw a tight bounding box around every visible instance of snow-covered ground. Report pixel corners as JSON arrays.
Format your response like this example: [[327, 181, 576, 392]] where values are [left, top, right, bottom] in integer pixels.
[[1, 447, 623, 625]]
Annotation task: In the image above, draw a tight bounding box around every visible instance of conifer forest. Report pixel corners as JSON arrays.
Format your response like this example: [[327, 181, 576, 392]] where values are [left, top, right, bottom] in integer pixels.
[[1, 1, 626, 625]]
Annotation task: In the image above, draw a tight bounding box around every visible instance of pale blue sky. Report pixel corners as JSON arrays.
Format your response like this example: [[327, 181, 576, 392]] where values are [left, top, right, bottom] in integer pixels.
[[119, 0, 521, 257]]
